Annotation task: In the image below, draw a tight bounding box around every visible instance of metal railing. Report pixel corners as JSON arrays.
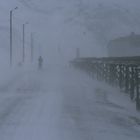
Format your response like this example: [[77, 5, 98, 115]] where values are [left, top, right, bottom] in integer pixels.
[[70, 56, 140, 111]]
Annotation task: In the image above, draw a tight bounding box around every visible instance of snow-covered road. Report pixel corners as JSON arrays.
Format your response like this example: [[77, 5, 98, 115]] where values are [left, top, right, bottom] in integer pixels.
[[0, 65, 140, 140]]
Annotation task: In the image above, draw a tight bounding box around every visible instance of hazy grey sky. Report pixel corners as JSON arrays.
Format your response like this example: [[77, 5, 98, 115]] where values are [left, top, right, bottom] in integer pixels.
[[0, 0, 140, 65]]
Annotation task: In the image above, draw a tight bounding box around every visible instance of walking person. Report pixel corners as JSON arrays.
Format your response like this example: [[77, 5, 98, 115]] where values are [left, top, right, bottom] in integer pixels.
[[38, 56, 43, 70]]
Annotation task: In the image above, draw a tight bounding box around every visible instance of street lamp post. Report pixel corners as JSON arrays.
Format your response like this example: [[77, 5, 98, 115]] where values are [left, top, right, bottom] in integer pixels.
[[10, 7, 18, 67], [22, 22, 28, 63]]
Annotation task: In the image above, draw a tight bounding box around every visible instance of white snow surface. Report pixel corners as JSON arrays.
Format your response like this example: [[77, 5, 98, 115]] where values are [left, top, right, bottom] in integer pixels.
[[0, 65, 140, 140]]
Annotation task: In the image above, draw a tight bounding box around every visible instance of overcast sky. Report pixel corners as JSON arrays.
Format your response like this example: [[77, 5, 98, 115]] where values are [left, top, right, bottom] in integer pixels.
[[0, 0, 140, 65]]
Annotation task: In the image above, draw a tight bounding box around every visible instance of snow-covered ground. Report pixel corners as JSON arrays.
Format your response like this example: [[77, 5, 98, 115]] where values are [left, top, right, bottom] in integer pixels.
[[0, 65, 140, 140]]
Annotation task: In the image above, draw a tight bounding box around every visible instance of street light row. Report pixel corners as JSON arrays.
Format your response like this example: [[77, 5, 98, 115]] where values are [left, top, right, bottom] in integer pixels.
[[10, 7, 33, 67]]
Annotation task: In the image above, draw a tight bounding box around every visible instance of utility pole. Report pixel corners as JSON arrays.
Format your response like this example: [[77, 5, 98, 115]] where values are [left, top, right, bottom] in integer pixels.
[[22, 22, 28, 63], [10, 7, 18, 67], [22, 24, 25, 63], [10, 10, 12, 66]]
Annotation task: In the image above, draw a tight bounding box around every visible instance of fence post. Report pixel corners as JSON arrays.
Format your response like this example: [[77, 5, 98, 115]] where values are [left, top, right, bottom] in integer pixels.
[[135, 67, 140, 110]]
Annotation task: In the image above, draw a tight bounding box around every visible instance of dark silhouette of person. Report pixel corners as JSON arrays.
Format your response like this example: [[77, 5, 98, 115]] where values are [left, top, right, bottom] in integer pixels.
[[38, 56, 43, 70]]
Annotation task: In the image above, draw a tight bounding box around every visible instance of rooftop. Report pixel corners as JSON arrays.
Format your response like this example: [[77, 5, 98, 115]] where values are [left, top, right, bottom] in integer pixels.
[[108, 32, 140, 47]]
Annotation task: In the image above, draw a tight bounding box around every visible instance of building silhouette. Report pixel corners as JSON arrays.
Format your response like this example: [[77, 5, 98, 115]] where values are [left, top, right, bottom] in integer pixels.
[[107, 32, 140, 57]]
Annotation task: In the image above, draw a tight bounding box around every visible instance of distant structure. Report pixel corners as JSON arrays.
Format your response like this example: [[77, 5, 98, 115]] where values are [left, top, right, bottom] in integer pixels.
[[107, 32, 140, 57]]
